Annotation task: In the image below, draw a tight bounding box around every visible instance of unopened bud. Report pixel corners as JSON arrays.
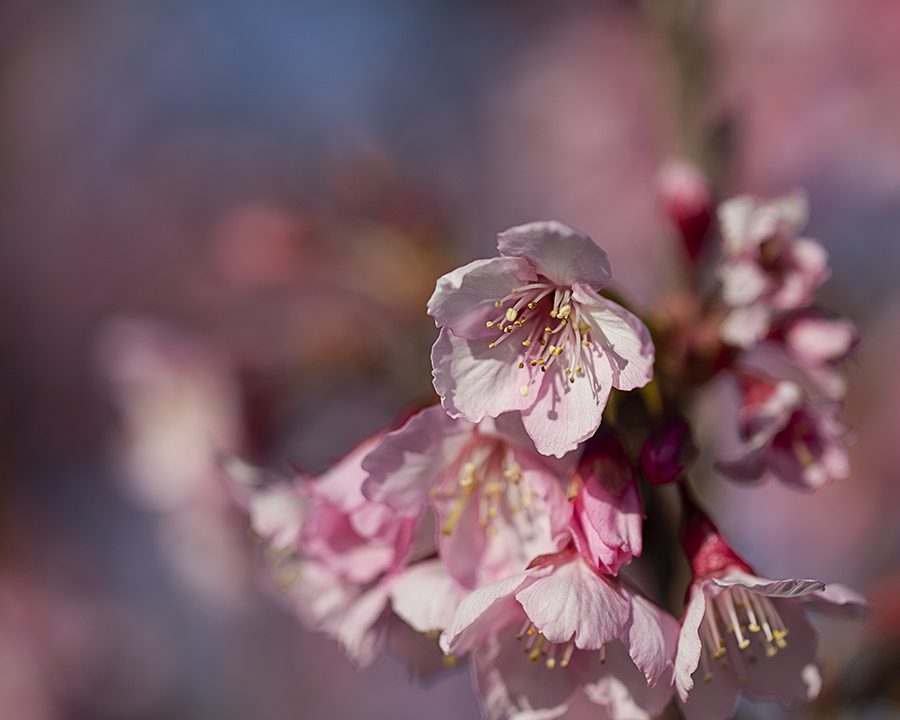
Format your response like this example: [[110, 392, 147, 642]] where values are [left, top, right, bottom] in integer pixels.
[[640, 415, 697, 485], [657, 159, 713, 262]]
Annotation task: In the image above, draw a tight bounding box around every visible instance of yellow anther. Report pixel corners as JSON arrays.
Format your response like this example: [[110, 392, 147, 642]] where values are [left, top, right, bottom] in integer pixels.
[[506, 308, 518, 322], [494, 300, 502, 308], [488, 342, 497, 349], [549, 309, 557, 318], [545, 658, 556, 669], [486, 320, 494, 328], [557, 304, 571, 318], [519, 385, 529, 397], [522, 339, 531, 347], [527, 302, 536, 309], [518, 362, 525, 369], [575, 366, 582, 372]]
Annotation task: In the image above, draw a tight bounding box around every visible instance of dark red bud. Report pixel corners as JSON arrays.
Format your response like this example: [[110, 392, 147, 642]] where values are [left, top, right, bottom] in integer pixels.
[[640, 415, 698, 485]]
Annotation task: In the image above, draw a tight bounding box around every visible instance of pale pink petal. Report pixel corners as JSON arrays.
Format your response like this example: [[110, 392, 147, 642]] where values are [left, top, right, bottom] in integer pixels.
[[577, 641, 673, 719], [802, 583, 871, 620], [572, 474, 641, 576], [720, 260, 770, 306], [435, 486, 493, 588], [623, 593, 679, 687], [515, 559, 630, 649], [314, 436, 381, 512], [713, 570, 825, 599], [720, 305, 772, 348], [493, 413, 582, 480], [473, 633, 578, 720], [522, 371, 606, 458], [249, 484, 305, 551], [743, 603, 822, 706], [785, 316, 856, 366], [428, 257, 537, 339], [718, 195, 758, 254], [336, 583, 391, 667], [432, 328, 537, 423], [497, 221, 612, 288], [361, 404, 474, 516], [280, 560, 358, 630], [572, 286, 655, 392], [440, 567, 553, 655], [674, 585, 708, 701], [389, 560, 467, 634], [677, 667, 739, 720]]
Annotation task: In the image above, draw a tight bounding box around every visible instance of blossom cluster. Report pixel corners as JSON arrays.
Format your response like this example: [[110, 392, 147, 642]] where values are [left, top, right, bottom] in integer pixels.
[[226, 184, 868, 719]]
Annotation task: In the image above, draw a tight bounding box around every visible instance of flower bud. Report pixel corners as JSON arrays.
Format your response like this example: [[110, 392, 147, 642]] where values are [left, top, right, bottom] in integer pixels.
[[657, 159, 713, 262], [640, 414, 698, 485]]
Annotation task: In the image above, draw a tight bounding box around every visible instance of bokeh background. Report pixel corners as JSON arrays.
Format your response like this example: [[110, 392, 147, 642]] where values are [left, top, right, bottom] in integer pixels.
[[2, 1, 899, 718]]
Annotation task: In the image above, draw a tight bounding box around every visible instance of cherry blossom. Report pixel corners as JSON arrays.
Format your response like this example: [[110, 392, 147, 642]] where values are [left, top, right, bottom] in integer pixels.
[[717, 372, 850, 490], [428, 221, 655, 457], [361, 405, 573, 587], [675, 498, 869, 719], [440, 549, 678, 720], [224, 438, 465, 668], [717, 193, 830, 348]]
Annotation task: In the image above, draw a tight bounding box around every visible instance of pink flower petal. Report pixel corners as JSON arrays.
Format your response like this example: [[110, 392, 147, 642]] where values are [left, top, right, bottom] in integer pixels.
[[742, 603, 822, 706], [572, 286, 655, 392], [713, 570, 825, 599], [623, 593, 679, 687], [576, 641, 674, 719], [428, 257, 537, 339], [472, 633, 578, 720], [677, 664, 739, 720], [440, 567, 553, 656], [432, 328, 537, 423], [515, 559, 630, 649], [497, 221, 612, 288], [720, 305, 772, 348], [389, 560, 467, 634], [522, 371, 607, 458], [803, 583, 871, 620], [571, 472, 642, 576], [336, 583, 391, 667], [361, 405, 474, 516], [674, 585, 708, 701]]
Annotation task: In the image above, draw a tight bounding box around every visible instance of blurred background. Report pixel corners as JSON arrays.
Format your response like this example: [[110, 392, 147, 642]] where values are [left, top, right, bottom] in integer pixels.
[[2, 1, 899, 718]]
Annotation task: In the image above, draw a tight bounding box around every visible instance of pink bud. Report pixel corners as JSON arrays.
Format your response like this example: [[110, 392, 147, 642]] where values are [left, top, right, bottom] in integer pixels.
[[640, 415, 698, 485], [657, 160, 713, 261]]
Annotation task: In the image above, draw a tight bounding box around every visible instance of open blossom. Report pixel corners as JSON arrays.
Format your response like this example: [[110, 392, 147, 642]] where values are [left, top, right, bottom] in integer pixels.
[[361, 405, 573, 588], [717, 372, 850, 490], [718, 193, 830, 348], [440, 549, 678, 720], [675, 498, 869, 720], [428, 221, 655, 457], [225, 439, 466, 668], [769, 309, 858, 400], [568, 433, 642, 576]]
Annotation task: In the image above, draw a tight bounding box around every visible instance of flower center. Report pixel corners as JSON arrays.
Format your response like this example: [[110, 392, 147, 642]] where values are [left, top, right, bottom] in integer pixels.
[[515, 620, 590, 670], [699, 586, 790, 683], [429, 440, 534, 537], [485, 281, 596, 392]]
